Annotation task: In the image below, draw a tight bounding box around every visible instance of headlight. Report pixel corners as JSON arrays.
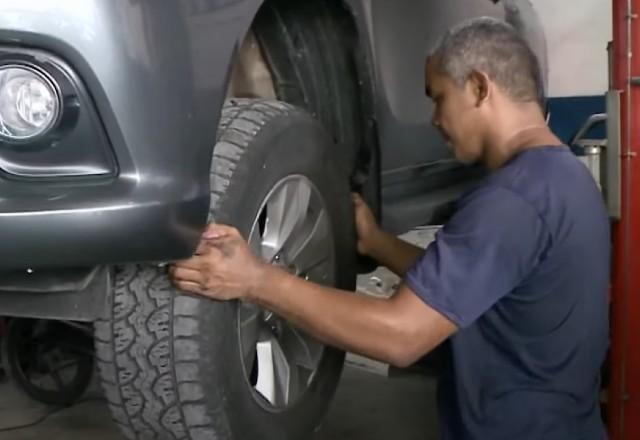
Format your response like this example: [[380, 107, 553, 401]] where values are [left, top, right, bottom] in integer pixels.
[[0, 66, 61, 142]]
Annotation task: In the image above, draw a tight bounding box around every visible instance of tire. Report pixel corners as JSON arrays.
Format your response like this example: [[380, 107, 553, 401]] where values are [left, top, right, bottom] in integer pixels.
[[253, 0, 364, 171], [95, 99, 357, 440], [2, 318, 94, 406], [252, 0, 380, 267]]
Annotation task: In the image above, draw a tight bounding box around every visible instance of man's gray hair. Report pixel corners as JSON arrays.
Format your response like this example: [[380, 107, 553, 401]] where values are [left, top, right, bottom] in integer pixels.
[[430, 16, 545, 108]]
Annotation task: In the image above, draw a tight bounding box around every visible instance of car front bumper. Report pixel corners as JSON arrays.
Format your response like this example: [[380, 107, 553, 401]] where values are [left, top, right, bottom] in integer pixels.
[[0, 0, 252, 270]]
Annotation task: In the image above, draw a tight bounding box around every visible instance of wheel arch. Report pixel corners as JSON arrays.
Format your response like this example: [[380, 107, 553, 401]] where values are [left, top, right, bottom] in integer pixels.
[[225, 0, 381, 216]]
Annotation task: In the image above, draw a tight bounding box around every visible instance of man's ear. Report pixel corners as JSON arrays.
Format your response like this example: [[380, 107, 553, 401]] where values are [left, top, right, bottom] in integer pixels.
[[468, 70, 491, 106]]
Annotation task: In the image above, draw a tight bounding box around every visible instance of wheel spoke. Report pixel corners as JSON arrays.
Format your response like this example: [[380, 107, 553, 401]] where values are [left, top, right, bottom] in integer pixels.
[[272, 335, 299, 406], [248, 227, 263, 257], [48, 359, 81, 375], [58, 343, 93, 358], [240, 176, 336, 409], [239, 304, 261, 373], [50, 367, 65, 391], [255, 335, 294, 406], [287, 209, 333, 282], [279, 322, 323, 372], [262, 181, 311, 261]]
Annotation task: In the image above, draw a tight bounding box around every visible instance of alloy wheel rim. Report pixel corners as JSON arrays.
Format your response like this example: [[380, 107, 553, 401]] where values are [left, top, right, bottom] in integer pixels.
[[237, 175, 335, 409]]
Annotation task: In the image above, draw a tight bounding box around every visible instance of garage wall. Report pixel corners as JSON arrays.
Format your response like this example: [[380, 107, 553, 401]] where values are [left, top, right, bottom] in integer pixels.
[[531, 0, 612, 142], [534, 0, 612, 97]]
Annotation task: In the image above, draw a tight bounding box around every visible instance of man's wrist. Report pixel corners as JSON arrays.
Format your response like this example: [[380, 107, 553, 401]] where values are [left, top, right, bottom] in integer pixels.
[[366, 228, 390, 261], [247, 263, 287, 304]]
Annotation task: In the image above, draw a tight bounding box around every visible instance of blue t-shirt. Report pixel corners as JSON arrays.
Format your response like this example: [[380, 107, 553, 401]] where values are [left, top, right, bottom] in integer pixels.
[[405, 146, 609, 440]]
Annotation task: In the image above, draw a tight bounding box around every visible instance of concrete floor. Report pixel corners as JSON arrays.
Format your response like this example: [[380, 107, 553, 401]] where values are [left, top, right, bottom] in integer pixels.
[[0, 366, 439, 440]]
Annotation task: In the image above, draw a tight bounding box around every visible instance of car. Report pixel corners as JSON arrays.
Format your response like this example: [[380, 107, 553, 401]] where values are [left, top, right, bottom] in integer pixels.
[[0, 1, 546, 439]]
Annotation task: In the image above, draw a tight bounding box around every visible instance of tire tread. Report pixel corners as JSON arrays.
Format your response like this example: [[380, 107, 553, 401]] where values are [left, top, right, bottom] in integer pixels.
[[96, 99, 306, 440]]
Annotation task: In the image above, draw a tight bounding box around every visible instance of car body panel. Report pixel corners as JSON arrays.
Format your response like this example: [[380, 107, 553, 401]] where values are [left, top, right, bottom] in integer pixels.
[[346, 0, 550, 174], [0, 0, 262, 268], [345, 0, 507, 172], [345, 0, 546, 231], [0, 0, 546, 269]]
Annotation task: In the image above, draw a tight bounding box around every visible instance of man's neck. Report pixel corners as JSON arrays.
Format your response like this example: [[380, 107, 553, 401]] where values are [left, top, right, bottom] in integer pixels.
[[484, 111, 562, 170]]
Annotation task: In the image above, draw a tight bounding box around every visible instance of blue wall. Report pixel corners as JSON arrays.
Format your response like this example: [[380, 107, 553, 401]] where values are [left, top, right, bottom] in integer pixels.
[[547, 95, 607, 147]]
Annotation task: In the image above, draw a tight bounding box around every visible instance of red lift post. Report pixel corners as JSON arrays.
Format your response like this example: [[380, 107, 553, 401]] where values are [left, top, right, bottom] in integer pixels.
[[609, 0, 640, 438]]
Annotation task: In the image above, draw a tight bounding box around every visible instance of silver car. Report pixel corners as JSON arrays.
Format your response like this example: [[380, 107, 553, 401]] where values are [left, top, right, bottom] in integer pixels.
[[0, 1, 545, 439]]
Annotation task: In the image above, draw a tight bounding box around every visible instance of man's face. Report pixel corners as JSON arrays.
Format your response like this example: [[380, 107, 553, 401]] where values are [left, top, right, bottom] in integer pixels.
[[425, 57, 486, 164]]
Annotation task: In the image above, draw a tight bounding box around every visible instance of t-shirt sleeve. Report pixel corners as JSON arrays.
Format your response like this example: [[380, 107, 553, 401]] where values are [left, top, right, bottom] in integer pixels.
[[404, 186, 549, 328]]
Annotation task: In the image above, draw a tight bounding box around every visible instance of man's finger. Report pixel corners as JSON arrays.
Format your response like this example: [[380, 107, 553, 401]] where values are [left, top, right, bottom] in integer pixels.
[[170, 266, 206, 285], [173, 280, 205, 295], [172, 254, 208, 271], [205, 235, 245, 259], [203, 223, 241, 240], [353, 193, 367, 208]]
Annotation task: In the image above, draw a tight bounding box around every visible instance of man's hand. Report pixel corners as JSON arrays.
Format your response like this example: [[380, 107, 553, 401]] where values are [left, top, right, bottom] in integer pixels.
[[170, 224, 268, 301], [353, 193, 383, 257], [353, 193, 425, 276]]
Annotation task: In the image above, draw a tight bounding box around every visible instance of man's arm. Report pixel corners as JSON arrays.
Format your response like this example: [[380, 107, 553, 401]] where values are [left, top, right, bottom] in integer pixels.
[[170, 225, 457, 367], [252, 266, 457, 367], [365, 230, 424, 277], [353, 194, 424, 277]]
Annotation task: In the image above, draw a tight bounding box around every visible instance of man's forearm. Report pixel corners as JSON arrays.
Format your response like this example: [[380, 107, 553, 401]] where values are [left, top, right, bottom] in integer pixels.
[[250, 266, 409, 366], [368, 230, 424, 277]]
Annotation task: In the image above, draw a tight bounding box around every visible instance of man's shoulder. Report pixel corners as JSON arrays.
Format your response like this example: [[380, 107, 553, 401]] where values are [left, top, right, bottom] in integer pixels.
[[452, 182, 545, 236], [466, 145, 608, 246], [460, 171, 538, 217], [491, 145, 574, 185], [454, 146, 596, 234], [480, 145, 590, 211]]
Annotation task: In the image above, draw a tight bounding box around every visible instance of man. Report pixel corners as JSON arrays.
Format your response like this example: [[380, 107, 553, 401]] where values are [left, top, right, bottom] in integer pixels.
[[171, 17, 609, 439]]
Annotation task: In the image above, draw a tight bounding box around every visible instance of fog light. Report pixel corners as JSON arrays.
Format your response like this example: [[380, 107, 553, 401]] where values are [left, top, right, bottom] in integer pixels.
[[0, 66, 60, 142]]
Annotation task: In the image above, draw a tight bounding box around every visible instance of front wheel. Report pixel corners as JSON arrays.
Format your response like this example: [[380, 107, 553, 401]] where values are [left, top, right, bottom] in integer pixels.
[[95, 99, 357, 440]]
